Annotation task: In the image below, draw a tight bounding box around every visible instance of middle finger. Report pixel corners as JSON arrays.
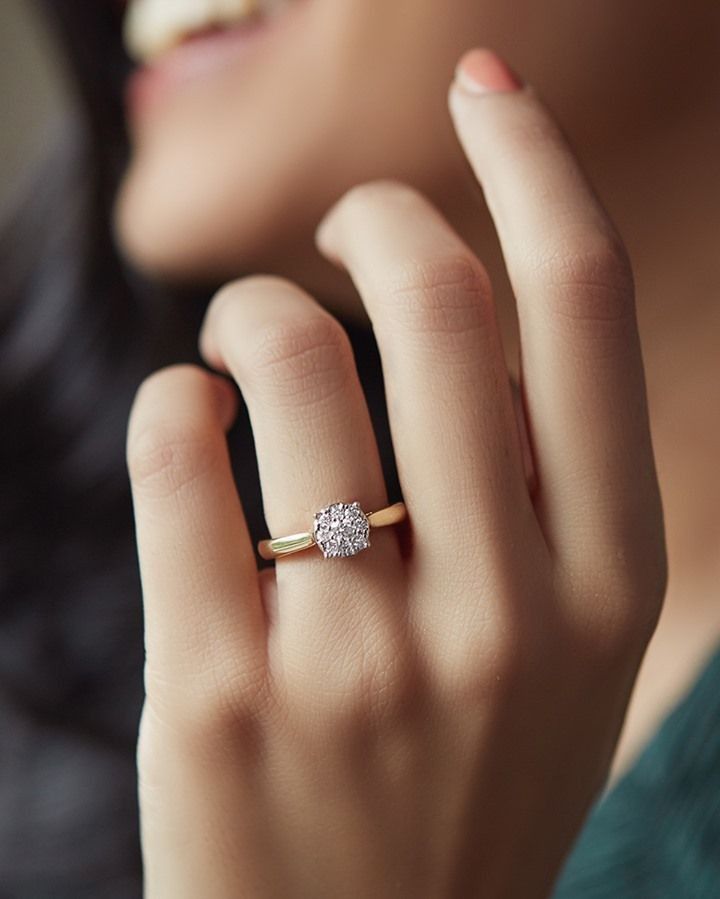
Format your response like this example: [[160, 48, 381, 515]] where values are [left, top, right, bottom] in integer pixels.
[[316, 182, 538, 573]]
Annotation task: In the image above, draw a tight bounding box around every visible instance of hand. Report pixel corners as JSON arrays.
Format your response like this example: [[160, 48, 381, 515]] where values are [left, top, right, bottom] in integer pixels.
[[127, 49, 666, 899]]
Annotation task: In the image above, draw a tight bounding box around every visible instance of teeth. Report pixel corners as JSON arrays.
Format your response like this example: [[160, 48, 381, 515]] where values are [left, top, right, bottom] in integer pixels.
[[124, 0, 287, 63]]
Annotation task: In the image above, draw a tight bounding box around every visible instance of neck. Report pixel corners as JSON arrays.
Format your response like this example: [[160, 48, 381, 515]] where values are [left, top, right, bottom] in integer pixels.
[[583, 86, 720, 585], [441, 75, 720, 585], [597, 90, 720, 354], [450, 73, 720, 363]]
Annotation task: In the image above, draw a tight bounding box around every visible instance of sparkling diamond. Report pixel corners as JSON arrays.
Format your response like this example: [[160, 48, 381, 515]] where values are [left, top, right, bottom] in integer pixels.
[[313, 501, 371, 559]]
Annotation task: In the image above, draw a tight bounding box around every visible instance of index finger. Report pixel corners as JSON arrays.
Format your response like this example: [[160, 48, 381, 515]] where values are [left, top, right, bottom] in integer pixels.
[[449, 49, 662, 566]]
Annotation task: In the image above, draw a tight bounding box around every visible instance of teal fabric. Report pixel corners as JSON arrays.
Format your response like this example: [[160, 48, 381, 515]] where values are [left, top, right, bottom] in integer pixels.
[[553, 643, 720, 898]]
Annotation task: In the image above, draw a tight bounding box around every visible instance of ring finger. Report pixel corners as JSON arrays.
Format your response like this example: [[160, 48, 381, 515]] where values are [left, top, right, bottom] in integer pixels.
[[199, 276, 405, 681]]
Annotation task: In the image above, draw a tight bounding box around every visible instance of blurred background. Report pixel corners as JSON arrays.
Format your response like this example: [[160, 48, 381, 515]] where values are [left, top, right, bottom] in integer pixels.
[[0, 1, 69, 211]]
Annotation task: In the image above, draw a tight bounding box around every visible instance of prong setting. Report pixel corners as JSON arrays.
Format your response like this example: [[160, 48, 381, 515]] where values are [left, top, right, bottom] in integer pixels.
[[313, 501, 371, 559]]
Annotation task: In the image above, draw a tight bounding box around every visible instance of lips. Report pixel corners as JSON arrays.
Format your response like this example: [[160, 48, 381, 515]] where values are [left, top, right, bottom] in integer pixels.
[[124, 0, 292, 63], [123, 0, 301, 123]]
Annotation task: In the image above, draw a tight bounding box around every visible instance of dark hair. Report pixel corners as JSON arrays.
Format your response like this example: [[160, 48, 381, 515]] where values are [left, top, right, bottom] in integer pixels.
[[0, 4, 200, 895], [0, 6, 397, 896]]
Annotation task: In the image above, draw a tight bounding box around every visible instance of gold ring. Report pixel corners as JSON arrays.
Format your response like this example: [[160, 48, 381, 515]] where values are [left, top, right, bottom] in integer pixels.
[[258, 501, 407, 561]]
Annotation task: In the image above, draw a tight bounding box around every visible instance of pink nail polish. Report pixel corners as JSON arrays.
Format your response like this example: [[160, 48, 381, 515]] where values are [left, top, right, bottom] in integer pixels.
[[455, 48, 523, 95]]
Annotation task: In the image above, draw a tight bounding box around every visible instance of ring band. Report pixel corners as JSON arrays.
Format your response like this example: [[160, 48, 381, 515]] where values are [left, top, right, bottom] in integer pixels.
[[258, 501, 407, 561]]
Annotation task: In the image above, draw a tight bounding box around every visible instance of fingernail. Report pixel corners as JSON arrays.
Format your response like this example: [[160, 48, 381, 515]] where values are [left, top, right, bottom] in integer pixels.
[[454, 48, 523, 96]]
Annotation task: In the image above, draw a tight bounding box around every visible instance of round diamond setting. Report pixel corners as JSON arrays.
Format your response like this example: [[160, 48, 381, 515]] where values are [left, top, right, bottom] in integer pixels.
[[313, 502, 371, 559]]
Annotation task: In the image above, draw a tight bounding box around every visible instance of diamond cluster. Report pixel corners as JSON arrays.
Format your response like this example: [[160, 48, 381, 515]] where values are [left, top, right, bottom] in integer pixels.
[[313, 502, 370, 559]]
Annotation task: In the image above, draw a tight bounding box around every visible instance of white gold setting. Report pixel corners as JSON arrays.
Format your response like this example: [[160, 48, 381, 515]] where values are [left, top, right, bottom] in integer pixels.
[[258, 501, 405, 561], [313, 502, 371, 559]]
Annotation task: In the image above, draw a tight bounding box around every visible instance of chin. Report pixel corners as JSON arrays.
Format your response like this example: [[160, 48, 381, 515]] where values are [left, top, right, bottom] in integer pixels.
[[115, 155, 300, 286], [115, 178, 233, 285], [114, 159, 356, 306]]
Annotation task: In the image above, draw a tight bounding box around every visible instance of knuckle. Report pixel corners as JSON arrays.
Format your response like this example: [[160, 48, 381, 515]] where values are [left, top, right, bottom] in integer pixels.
[[211, 274, 302, 315], [606, 571, 666, 653], [568, 557, 667, 663], [432, 614, 536, 708], [282, 630, 415, 732], [142, 658, 272, 750], [128, 364, 205, 425], [571, 604, 650, 668], [331, 180, 495, 352], [529, 232, 635, 334], [382, 253, 493, 350], [426, 563, 561, 707], [137, 699, 262, 788], [358, 636, 419, 722], [336, 178, 420, 218], [127, 417, 217, 498], [247, 314, 354, 407]]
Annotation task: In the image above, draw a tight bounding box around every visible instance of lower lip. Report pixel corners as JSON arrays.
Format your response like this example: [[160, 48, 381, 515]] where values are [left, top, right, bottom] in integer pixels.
[[125, 17, 277, 123]]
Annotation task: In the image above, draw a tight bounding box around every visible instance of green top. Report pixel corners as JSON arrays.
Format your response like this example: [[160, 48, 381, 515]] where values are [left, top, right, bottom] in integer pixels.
[[553, 642, 720, 898]]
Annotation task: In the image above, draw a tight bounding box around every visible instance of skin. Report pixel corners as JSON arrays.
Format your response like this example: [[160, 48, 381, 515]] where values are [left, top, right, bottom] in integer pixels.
[[116, 0, 715, 301], [117, 0, 720, 895]]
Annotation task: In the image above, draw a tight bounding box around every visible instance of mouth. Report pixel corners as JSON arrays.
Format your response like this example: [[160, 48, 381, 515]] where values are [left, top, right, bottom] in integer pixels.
[[123, 0, 299, 120], [124, 0, 295, 64]]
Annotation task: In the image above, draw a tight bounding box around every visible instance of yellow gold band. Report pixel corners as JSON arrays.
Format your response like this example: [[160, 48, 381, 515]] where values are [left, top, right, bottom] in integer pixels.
[[258, 501, 407, 561]]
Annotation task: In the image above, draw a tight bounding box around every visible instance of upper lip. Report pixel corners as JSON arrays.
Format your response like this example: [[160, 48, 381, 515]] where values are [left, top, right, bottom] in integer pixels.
[[123, 0, 276, 64]]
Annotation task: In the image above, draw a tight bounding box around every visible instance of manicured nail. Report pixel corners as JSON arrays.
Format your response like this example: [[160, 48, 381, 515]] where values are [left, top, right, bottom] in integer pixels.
[[454, 48, 522, 96]]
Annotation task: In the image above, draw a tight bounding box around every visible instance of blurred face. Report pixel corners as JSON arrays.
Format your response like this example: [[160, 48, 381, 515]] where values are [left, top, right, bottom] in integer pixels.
[[115, 0, 677, 297]]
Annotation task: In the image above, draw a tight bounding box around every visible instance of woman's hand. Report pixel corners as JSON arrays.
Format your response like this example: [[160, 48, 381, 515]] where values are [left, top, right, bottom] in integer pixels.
[[127, 50, 666, 898]]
